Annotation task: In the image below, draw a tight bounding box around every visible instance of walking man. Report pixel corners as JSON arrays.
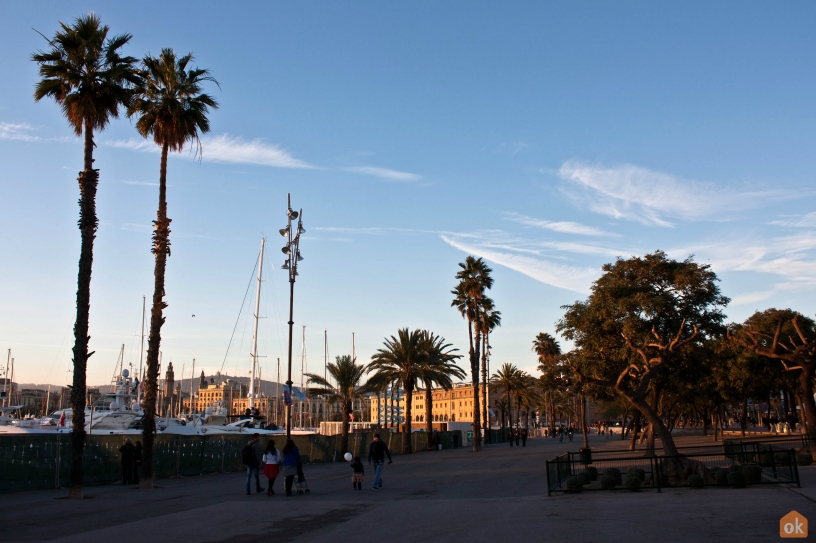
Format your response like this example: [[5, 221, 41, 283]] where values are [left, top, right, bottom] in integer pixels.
[[521, 428, 528, 447], [242, 433, 265, 495], [119, 437, 135, 485], [367, 433, 392, 490]]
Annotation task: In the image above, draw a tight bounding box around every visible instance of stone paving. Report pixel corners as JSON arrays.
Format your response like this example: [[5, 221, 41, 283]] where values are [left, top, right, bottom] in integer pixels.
[[1, 433, 813, 543]]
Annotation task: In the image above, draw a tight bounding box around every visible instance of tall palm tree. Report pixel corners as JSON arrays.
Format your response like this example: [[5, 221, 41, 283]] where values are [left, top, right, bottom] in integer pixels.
[[451, 256, 494, 451], [534, 333, 562, 432], [32, 14, 137, 499], [495, 397, 510, 436], [305, 355, 367, 454], [533, 332, 561, 369], [492, 363, 521, 432], [368, 328, 424, 453], [478, 300, 501, 440], [127, 49, 218, 488], [418, 331, 464, 449]]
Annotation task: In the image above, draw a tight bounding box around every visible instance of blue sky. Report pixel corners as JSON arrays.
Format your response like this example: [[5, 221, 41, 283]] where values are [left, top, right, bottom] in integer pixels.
[[2, 2, 816, 387]]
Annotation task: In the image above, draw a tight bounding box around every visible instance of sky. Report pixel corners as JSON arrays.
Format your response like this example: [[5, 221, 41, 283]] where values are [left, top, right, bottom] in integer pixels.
[[1, 2, 816, 388]]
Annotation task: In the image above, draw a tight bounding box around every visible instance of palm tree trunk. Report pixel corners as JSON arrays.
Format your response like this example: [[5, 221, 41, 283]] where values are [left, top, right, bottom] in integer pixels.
[[506, 389, 512, 435], [481, 332, 488, 443], [341, 399, 350, 453], [69, 120, 98, 500], [141, 142, 172, 489], [424, 378, 433, 450], [403, 382, 413, 453], [468, 321, 481, 451]]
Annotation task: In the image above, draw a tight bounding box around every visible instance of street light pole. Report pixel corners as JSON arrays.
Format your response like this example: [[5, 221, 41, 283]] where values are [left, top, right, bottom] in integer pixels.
[[281, 193, 304, 440]]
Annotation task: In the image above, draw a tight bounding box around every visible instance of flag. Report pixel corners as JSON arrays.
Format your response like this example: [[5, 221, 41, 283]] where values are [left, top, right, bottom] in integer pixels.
[[283, 388, 293, 406], [58, 411, 65, 427], [292, 387, 308, 402]]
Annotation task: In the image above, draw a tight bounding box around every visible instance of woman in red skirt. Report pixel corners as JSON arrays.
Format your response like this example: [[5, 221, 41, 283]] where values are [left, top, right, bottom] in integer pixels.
[[262, 440, 281, 496]]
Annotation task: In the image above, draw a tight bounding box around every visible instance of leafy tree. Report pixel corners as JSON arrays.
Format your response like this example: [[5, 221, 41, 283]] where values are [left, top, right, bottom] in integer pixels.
[[127, 49, 218, 487], [534, 332, 563, 432], [557, 251, 728, 456], [451, 256, 494, 451], [417, 331, 465, 449], [305, 355, 367, 453], [32, 13, 137, 499], [729, 309, 816, 438], [368, 328, 424, 452]]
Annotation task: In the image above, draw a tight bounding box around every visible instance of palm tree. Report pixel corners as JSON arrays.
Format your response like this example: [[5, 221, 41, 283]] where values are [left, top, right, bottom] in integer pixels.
[[533, 332, 561, 369], [418, 331, 464, 449], [305, 355, 367, 454], [492, 363, 521, 433], [451, 256, 494, 451], [534, 333, 562, 432], [478, 300, 501, 440], [368, 328, 424, 453], [127, 49, 218, 488], [32, 14, 137, 499], [495, 397, 510, 437]]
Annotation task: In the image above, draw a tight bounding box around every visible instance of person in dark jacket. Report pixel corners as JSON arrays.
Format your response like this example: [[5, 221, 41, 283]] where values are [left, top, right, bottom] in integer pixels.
[[119, 438, 135, 485], [367, 433, 392, 490], [281, 439, 301, 496], [243, 433, 265, 495], [350, 456, 364, 490], [514, 429, 520, 447], [521, 428, 528, 447], [508, 428, 514, 447], [133, 440, 143, 483]]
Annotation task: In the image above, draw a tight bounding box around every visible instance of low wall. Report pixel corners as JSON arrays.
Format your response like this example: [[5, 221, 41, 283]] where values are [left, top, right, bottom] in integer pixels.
[[0, 430, 458, 494]]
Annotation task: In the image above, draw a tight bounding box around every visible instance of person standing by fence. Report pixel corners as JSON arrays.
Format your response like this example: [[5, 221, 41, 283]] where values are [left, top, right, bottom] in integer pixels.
[[119, 438, 135, 485], [242, 433, 265, 495], [281, 439, 301, 497], [263, 439, 281, 496], [133, 440, 143, 484], [368, 433, 392, 490]]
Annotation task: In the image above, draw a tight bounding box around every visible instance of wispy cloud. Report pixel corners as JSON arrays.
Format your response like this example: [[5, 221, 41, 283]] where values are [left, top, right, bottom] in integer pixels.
[[120, 180, 159, 186], [504, 212, 615, 237], [343, 166, 422, 182], [441, 235, 599, 293], [0, 122, 41, 142], [769, 212, 816, 228], [105, 134, 317, 169], [556, 161, 793, 227]]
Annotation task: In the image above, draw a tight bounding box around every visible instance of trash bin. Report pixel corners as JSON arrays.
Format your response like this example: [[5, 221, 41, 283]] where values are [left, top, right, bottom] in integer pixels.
[[579, 448, 592, 465]]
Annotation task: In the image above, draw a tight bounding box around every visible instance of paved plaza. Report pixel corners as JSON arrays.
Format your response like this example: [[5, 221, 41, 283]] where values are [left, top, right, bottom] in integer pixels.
[[1, 434, 813, 543]]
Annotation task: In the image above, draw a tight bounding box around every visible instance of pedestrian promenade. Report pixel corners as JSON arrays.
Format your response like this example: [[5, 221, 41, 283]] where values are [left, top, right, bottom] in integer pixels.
[[1, 434, 812, 543]]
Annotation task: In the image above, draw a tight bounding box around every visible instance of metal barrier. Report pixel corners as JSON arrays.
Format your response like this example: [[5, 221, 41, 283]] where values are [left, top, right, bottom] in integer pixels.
[[546, 441, 801, 495], [0, 430, 458, 494]]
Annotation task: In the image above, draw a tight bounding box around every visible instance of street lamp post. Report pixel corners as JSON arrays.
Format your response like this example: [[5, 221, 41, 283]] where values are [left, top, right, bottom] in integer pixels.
[[280, 193, 304, 440]]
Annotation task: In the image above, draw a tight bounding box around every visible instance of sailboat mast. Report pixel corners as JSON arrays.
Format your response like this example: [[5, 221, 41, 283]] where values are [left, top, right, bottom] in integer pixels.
[[249, 238, 266, 410], [190, 359, 195, 414], [138, 296, 145, 402]]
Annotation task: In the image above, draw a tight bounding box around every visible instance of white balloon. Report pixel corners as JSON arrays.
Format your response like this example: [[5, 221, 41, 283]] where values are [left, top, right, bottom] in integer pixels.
[[344, 452, 353, 462]]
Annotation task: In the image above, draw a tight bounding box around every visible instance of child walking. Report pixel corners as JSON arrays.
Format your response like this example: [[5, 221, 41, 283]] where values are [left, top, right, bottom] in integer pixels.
[[262, 440, 281, 496], [350, 456, 364, 490]]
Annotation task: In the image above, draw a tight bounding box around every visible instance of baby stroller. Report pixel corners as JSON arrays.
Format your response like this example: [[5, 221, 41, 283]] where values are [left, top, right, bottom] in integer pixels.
[[295, 461, 310, 494]]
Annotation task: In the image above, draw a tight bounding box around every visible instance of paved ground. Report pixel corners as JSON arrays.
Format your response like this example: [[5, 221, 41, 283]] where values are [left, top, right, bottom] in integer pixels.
[[1, 434, 813, 543]]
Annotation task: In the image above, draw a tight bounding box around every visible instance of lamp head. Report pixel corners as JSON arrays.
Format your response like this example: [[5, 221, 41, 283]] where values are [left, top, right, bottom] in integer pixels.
[[279, 227, 289, 237]]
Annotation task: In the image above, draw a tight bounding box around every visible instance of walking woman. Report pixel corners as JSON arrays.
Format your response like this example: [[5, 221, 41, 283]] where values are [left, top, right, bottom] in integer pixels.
[[263, 439, 281, 496], [281, 439, 301, 497]]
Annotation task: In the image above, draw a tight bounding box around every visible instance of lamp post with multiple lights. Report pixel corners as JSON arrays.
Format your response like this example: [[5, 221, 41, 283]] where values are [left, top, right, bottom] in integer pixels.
[[281, 193, 304, 439]]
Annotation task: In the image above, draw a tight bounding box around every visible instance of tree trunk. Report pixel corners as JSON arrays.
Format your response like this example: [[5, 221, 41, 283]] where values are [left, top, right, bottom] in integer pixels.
[[69, 122, 99, 499], [141, 142, 172, 489], [469, 322, 481, 452], [481, 332, 489, 443], [794, 366, 816, 438], [741, 397, 748, 437], [403, 382, 413, 453], [341, 399, 350, 454], [580, 391, 589, 449], [628, 415, 640, 451], [424, 379, 433, 449]]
